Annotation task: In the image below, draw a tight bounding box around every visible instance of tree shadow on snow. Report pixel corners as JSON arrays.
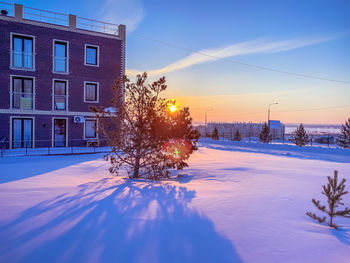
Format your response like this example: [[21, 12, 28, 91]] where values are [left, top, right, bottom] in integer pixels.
[[0, 178, 242, 263], [170, 173, 194, 184], [331, 226, 350, 246], [0, 154, 106, 184]]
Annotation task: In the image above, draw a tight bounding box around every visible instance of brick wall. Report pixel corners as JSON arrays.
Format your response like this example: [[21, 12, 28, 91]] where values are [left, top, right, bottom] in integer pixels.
[[0, 18, 123, 111], [0, 18, 124, 147]]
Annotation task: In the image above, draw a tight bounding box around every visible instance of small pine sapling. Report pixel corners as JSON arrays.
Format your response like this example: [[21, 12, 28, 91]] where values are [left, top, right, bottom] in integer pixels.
[[233, 129, 241, 141], [337, 118, 350, 148], [306, 170, 350, 229], [293, 123, 309, 147], [259, 122, 271, 143], [212, 127, 219, 140]]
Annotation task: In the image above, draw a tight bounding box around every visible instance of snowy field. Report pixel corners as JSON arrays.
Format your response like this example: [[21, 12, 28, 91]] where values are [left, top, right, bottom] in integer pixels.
[[0, 139, 350, 263]]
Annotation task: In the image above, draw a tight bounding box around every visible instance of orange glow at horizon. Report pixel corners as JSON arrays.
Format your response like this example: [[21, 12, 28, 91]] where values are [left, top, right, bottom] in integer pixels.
[[171, 94, 349, 125]]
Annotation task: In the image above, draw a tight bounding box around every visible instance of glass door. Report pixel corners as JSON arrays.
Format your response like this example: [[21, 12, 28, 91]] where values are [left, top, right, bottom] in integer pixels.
[[54, 119, 67, 147], [12, 118, 33, 148]]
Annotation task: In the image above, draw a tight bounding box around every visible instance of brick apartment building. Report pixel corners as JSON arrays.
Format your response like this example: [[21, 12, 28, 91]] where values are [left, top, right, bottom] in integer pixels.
[[0, 3, 125, 148]]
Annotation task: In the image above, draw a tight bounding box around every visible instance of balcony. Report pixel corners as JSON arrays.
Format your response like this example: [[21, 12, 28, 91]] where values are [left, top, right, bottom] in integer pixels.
[[0, 2, 124, 37]]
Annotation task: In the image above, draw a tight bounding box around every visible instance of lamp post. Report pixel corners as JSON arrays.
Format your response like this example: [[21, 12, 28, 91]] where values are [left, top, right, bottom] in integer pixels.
[[204, 109, 213, 137], [268, 102, 278, 128]]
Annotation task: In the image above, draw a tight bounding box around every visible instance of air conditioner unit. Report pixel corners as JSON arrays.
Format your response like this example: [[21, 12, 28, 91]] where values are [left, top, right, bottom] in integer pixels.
[[73, 116, 85, 124]]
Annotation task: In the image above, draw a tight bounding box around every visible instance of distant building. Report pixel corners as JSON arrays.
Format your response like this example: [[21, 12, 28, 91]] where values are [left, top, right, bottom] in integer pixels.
[[315, 136, 335, 145], [0, 3, 126, 148], [196, 122, 285, 140]]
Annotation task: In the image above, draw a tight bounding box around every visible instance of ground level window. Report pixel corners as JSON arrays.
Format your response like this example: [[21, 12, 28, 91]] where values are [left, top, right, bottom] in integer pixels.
[[12, 118, 33, 148], [85, 120, 97, 139], [53, 119, 67, 147]]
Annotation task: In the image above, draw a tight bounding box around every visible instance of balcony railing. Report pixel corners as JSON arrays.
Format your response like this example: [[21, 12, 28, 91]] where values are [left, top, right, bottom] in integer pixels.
[[53, 56, 68, 73], [11, 50, 34, 69], [54, 95, 67, 110], [13, 92, 34, 110]]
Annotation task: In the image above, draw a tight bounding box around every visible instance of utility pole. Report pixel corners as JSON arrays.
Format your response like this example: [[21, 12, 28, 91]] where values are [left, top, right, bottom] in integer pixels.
[[267, 102, 278, 129]]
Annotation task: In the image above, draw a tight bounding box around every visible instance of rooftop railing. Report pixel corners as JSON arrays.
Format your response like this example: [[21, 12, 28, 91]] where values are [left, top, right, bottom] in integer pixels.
[[77, 16, 119, 35], [23, 6, 68, 26], [0, 2, 120, 36]]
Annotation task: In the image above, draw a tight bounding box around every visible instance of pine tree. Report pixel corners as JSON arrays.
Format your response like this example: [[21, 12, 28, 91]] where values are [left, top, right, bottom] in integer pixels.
[[337, 118, 350, 148], [212, 127, 219, 140], [293, 123, 309, 147], [91, 73, 200, 180], [259, 123, 271, 143], [306, 170, 350, 229], [233, 129, 241, 141]]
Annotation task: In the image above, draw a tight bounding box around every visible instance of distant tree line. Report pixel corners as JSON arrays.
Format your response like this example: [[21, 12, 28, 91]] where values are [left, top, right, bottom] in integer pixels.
[[257, 118, 350, 148], [207, 118, 350, 148]]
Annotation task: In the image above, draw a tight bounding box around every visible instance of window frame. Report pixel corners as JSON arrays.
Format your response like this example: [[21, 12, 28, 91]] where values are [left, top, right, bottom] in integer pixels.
[[52, 79, 69, 111], [84, 118, 98, 139], [52, 39, 69, 74], [10, 75, 35, 110], [10, 32, 35, 71], [84, 44, 99, 67], [84, 81, 99, 103]]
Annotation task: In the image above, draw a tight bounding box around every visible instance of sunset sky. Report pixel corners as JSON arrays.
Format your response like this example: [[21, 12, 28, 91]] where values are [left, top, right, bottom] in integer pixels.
[[20, 0, 350, 124]]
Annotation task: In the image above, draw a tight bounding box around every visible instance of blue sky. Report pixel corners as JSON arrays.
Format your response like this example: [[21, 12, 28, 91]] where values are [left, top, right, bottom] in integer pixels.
[[15, 0, 350, 124]]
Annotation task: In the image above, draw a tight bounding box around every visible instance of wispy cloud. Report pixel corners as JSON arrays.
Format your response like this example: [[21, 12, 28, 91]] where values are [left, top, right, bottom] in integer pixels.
[[99, 0, 144, 31], [126, 36, 336, 76]]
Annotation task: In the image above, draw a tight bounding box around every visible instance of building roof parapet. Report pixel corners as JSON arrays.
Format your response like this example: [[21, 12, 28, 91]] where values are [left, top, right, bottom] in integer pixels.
[[0, 2, 125, 39]]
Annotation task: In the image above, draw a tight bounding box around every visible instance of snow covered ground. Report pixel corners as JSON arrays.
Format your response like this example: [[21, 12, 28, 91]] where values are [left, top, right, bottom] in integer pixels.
[[0, 139, 349, 263]]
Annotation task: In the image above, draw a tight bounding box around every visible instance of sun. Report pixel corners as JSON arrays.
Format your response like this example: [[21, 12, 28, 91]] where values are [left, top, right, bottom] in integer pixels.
[[169, 104, 177, 112]]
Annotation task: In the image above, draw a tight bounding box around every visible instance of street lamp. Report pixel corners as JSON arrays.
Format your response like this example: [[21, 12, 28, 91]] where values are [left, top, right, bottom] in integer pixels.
[[204, 109, 213, 137], [268, 102, 278, 128]]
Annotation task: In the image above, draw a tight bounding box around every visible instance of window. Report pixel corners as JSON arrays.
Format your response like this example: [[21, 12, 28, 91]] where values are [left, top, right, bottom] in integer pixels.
[[12, 77, 34, 110], [53, 118, 67, 147], [53, 80, 67, 110], [85, 119, 97, 139], [84, 82, 99, 102], [85, 45, 99, 66], [12, 118, 33, 148], [12, 34, 34, 69], [53, 40, 68, 73]]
